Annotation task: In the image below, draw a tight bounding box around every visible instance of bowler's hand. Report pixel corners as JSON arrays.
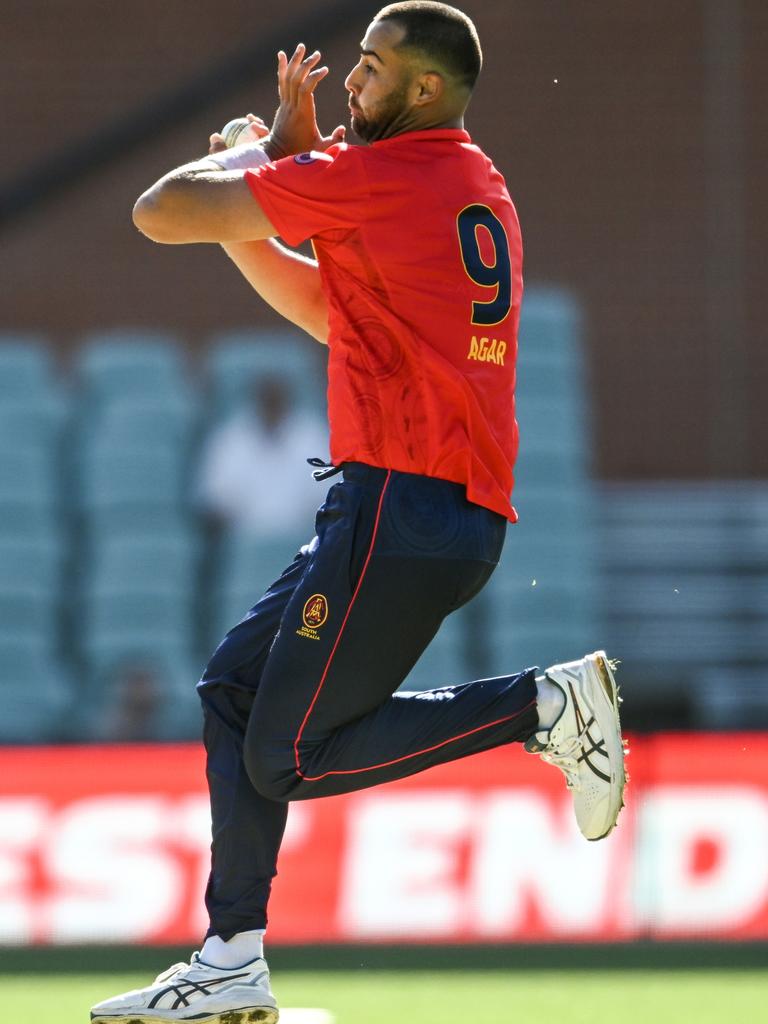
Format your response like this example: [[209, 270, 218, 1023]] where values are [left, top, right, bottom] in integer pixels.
[[208, 114, 269, 156], [266, 43, 345, 159]]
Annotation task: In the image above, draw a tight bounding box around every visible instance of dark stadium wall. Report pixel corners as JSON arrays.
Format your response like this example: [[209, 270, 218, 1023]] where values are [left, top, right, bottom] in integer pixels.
[[1, 0, 766, 479]]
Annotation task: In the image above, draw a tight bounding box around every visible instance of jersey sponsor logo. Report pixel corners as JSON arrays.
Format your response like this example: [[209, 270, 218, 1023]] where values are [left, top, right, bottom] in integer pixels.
[[296, 594, 329, 640], [467, 335, 507, 365], [294, 151, 333, 165]]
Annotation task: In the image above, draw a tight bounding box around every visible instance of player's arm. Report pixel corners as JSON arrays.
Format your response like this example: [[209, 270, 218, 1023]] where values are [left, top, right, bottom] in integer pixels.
[[206, 117, 329, 344], [133, 45, 342, 247], [133, 162, 279, 245], [222, 239, 328, 344]]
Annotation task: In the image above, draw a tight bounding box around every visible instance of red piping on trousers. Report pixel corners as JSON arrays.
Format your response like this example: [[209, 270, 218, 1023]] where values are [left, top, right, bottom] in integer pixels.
[[293, 468, 537, 783], [293, 469, 392, 777], [299, 697, 538, 782]]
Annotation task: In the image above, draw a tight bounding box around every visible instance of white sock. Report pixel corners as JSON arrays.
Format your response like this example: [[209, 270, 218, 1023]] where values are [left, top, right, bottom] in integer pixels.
[[535, 676, 566, 731], [200, 929, 265, 969]]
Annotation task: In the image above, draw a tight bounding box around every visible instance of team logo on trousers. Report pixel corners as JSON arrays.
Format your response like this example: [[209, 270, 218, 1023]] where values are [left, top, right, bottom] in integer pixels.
[[297, 594, 329, 639]]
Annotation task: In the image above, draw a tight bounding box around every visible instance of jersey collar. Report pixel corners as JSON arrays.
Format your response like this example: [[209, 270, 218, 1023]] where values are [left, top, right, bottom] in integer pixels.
[[371, 128, 471, 148]]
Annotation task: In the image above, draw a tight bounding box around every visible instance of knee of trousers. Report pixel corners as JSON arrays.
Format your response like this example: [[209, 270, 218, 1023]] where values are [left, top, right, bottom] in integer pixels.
[[243, 739, 301, 802]]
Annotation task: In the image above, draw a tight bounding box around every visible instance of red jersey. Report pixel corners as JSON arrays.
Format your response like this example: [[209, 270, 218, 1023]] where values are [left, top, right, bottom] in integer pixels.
[[246, 128, 523, 521]]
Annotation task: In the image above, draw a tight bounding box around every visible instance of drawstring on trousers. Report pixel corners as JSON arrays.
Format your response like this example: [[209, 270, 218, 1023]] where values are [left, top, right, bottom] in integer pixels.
[[307, 457, 343, 482]]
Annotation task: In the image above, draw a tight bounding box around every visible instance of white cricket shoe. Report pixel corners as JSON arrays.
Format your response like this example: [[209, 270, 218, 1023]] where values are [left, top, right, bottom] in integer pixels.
[[525, 650, 627, 841], [90, 952, 279, 1024]]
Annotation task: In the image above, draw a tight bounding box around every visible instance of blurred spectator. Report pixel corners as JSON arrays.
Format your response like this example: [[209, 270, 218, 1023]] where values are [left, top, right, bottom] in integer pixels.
[[196, 374, 325, 537], [99, 663, 163, 741]]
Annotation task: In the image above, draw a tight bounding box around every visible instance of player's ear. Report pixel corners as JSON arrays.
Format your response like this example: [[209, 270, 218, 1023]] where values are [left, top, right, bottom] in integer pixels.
[[414, 71, 443, 106]]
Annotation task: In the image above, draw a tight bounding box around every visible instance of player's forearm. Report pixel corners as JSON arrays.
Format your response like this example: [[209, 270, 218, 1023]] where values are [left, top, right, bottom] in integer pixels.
[[222, 239, 329, 344], [133, 150, 276, 245]]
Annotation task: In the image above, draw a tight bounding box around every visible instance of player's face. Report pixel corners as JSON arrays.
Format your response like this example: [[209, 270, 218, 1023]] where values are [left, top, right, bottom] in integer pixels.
[[345, 20, 417, 143]]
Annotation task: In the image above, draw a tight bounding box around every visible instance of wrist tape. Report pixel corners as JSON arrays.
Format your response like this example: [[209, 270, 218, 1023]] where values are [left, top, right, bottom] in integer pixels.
[[208, 142, 272, 172]]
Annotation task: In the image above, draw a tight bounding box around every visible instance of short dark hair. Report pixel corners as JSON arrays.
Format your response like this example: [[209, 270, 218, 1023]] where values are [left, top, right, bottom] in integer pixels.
[[375, 2, 482, 92]]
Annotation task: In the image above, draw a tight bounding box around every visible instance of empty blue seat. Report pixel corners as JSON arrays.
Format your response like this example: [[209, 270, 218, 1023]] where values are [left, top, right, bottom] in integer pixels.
[[77, 330, 188, 399], [216, 533, 303, 593], [0, 447, 59, 509], [513, 448, 589, 489], [83, 584, 191, 633], [517, 288, 584, 370], [211, 534, 303, 645], [78, 447, 187, 515], [206, 329, 326, 414], [484, 621, 596, 677], [88, 535, 199, 593], [85, 508, 197, 545], [0, 638, 73, 742], [0, 397, 68, 450], [492, 536, 592, 592], [0, 536, 61, 590], [0, 538, 63, 656], [0, 588, 58, 634], [695, 666, 768, 728], [81, 587, 195, 672], [0, 335, 57, 401], [92, 396, 199, 450], [0, 504, 58, 543]]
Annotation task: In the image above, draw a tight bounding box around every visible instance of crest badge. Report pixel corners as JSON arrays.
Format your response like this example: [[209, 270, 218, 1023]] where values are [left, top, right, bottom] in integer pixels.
[[296, 594, 329, 640]]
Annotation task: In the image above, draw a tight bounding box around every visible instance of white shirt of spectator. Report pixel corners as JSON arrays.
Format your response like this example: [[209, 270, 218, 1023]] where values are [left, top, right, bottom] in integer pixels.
[[197, 407, 325, 537]]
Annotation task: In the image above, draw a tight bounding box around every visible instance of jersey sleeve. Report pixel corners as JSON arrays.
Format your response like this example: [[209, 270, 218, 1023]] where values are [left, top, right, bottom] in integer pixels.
[[245, 144, 371, 247]]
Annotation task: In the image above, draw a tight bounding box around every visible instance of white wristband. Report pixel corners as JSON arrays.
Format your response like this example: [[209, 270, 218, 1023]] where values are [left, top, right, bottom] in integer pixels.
[[208, 142, 272, 172]]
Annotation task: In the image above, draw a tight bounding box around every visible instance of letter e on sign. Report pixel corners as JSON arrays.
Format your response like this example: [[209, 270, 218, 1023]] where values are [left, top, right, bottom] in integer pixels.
[[338, 793, 472, 939]]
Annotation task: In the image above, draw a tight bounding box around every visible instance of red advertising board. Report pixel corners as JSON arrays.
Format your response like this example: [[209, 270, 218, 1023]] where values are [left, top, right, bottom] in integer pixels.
[[1, 734, 767, 945]]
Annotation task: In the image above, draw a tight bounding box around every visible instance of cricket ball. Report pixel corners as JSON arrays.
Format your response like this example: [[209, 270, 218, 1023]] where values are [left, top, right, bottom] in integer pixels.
[[220, 117, 260, 148]]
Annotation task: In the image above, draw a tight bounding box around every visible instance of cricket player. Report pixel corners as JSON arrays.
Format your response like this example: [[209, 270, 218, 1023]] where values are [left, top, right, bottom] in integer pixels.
[[92, 4, 626, 1022]]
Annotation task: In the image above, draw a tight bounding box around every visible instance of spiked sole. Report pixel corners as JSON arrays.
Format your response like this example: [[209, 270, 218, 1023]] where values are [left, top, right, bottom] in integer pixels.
[[91, 1009, 278, 1024], [585, 650, 627, 840]]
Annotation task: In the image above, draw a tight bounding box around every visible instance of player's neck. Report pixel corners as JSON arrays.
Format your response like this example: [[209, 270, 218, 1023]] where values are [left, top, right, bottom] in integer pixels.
[[385, 112, 465, 140]]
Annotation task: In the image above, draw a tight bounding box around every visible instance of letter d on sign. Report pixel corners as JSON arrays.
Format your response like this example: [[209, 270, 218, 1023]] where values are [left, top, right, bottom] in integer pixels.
[[634, 786, 768, 933]]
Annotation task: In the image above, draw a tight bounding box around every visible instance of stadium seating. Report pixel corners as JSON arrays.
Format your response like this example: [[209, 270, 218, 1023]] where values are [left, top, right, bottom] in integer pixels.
[[0, 536, 62, 649], [0, 446, 60, 510], [0, 398, 68, 451], [86, 533, 199, 594], [85, 395, 199, 450], [76, 329, 190, 399], [80, 585, 195, 670], [0, 640, 74, 743], [80, 651, 204, 742], [0, 503, 59, 542], [77, 447, 188, 518], [210, 532, 305, 644], [4, 308, 766, 742], [475, 288, 599, 677], [695, 666, 768, 728], [206, 329, 326, 416], [0, 334, 58, 399], [0, 338, 72, 739], [598, 481, 768, 723]]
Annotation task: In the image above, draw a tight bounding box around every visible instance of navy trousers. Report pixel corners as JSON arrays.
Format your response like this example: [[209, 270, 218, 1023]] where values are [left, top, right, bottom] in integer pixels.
[[197, 463, 539, 938]]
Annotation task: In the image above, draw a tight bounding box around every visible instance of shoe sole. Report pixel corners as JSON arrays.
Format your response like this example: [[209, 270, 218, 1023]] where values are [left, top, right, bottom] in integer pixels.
[[583, 650, 627, 840], [91, 1010, 278, 1024]]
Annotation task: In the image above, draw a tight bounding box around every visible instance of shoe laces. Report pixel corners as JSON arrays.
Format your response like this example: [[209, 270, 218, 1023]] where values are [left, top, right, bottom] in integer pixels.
[[153, 954, 199, 985], [537, 726, 591, 791]]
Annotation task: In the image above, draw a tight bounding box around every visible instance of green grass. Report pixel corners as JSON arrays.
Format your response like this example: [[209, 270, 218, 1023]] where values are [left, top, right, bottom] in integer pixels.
[[3, 970, 766, 1024]]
